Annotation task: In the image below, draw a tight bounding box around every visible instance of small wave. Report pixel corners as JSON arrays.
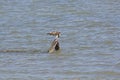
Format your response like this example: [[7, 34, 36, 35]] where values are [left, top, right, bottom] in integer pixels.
[[0, 49, 27, 53], [0, 49, 49, 54]]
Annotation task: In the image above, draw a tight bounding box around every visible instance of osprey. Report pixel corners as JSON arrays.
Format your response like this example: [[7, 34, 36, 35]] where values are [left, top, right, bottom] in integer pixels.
[[47, 31, 61, 53]]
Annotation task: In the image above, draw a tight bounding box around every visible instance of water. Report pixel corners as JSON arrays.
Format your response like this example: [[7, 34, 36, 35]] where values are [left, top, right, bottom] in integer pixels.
[[0, 0, 120, 80]]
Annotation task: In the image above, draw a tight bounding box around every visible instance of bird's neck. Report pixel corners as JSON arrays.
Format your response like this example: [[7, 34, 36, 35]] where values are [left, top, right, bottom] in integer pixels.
[[55, 35, 59, 39]]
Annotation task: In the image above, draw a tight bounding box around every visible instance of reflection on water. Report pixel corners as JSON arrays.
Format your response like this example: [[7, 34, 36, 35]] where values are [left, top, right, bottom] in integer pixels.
[[0, 0, 120, 80]]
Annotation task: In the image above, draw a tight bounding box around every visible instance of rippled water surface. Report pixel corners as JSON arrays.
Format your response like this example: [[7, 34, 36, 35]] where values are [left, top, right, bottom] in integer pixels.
[[0, 0, 120, 80]]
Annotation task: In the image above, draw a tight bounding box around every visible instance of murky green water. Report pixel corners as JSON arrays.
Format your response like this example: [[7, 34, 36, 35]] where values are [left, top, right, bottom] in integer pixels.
[[0, 0, 120, 80]]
